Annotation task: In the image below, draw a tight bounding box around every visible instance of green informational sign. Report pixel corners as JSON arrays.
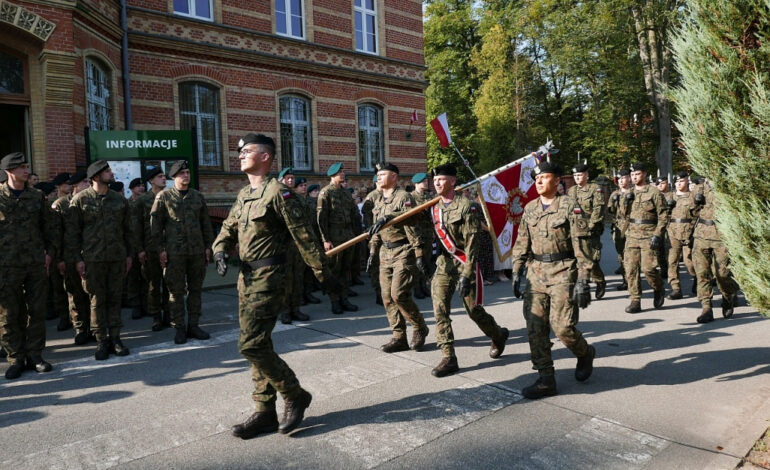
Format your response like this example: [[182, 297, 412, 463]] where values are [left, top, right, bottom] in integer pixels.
[[87, 129, 198, 196]]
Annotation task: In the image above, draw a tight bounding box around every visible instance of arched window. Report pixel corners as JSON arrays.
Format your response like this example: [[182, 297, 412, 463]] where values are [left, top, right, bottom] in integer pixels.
[[358, 104, 383, 171], [179, 81, 222, 167], [279, 95, 313, 171], [85, 59, 112, 130]]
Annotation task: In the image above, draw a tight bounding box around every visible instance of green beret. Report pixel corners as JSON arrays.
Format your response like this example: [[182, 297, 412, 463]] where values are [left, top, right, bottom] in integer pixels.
[[1, 152, 26, 170], [327, 162, 343, 177], [411, 172, 428, 184], [278, 167, 294, 179], [168, 160, 189, 178], [372, 174, 378, 182], [87, 160, 110, 179]]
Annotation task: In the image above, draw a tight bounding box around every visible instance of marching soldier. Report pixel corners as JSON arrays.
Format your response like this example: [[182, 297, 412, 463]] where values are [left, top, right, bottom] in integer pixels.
[[568, 163, 606, 299], [66, 160, 137, 360], [317, 162, 361, 314], [623, 162, 669, 313], [212, 133, 340, 439], [607, 169, 631, 290], [666, 172, 697, 299], [429, 164, 509, 378], [511, 161, 594, 399], [691, 180, 739, 323], [656, 176, 674, 279], [362, 175, 383, 305], [277, 167, 310, 324], [410, 172, 434, 299], [0, 152, 58, 379], [50, 172, 73, 331], [150, 161, 214, 344], [367, 163, 429, 353]]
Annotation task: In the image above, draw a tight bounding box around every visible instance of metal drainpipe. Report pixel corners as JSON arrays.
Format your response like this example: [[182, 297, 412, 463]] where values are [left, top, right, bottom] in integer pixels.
[[120, 0, 132, 130]]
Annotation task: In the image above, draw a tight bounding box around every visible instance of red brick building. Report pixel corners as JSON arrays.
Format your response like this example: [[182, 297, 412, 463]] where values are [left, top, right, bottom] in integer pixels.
[[0, 0, 427, 205]]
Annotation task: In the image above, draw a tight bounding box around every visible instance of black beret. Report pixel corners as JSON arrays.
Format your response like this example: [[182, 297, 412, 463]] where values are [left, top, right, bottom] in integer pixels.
[[129, 177, 143, 189], [655, 176, 668, 184], [617, 169, 630, 177], [532, 161, 562, 178], [307, 184, 320, 193], [34, 182, 55, 195], [87, 160, 110, 179], [68, 171, 87, 185], [52, 172, 71, 186], [295, 176, 307, 186], [432, 163, 457, 177], [376, 162, 400, 174], [1, 152, 26, 170], [144, 166, 164, 182], [109, 181, 124, 192], [238, 133, 274, 152], [168, 160, 189, 178], [572, 163, 589, 173], [630, 162, 646, 172], [673, 171, 689, 182]]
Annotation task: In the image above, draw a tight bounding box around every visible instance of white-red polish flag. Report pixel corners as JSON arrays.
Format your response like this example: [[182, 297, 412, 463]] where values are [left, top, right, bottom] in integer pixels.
[[430, 113, 452, 148], [410, 110, 418, 124]]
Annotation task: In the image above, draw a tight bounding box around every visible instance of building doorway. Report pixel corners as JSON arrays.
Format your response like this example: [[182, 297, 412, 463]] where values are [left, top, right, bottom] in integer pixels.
[[0, 103, 28, 156]]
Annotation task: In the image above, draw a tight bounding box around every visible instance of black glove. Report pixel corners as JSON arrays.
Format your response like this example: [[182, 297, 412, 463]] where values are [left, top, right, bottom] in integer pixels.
[[650, 235, 662, 250], [366, 252, 376, 273], [457, 276, 472, 298], [573, 279, 591, 309], [214, 252, 227, 277], [667, 198, 676, 211], [694, 193, 706, 206], [611, 193, 620, 203], [415, 257, 428, 278], [368, 217, 389, 236], [512, 272, 522, 298]]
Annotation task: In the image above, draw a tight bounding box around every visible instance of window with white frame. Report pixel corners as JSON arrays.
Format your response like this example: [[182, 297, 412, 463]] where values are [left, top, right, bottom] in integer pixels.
[[173, 0, 213, 21], [179, 82, 222, 167], [354, 0, 377, 54], [279, 95, 313, 171], [358, 104, 383, 171], [276, 0, 304, 39], [85, 59, 112, 131]]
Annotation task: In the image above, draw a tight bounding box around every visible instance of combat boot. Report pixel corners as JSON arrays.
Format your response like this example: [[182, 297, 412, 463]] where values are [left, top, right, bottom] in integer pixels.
[[95, 341, 110, 361], [303, 292, 321, 304], [595, 282, 606, 300], [110, 338, 130, 356], [667, 290, 683, 300], [722, 294, 738, 319], [421, 283, 432, 298], [26, 355, 52, 373], [411, 326, 429, 351], [431, 356, 459, 378], [522, 375, 557, 399], [174, 328, 187, 344], [413, 288, 426, 300], [614, 266, 623, 275], [279, 390, 312, 434], [625, 301, 641, 313], [340, 299, 359, 312], [616, 280, 628, 291], [57, 317, 72, 331], [331, 301, 344, 315], [188, 325, 210, 340], [653, 289, 665, 309], [489, 327, 509, 359], [74, 330, 89, 345], [280, 312, 292, 325], [575, 345, 596, 382], [291, 310, 309, 321], [5, 362, 24, 380], [231, 410, 279, 439], [151, 320, 164, 332], [697, 307, 714, 324], [381, 336, 409, 353]]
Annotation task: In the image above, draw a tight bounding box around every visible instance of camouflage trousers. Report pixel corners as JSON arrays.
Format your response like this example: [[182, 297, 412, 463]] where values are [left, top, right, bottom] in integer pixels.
[[83, 261, 125, 342], [692, 238, 739, 308], [64, 264, 91, 333], [577, 235, 605, 283], [50, 267, 69, 322], [0, 265, 47, 365], [432, 254, 503, 358], [238, 287, 306, 412], [378, 250, 426, 340], [414, 238, 433, 290], [142, 252, 169, 323], [612, 225, 626, 275], [164, 254, 207, 329], [125, 254, 146, 311], [368, 249, 381, 298], [657, 233, 670, 278], [667, 238, 695, 291], [286, 245, 304, 310], [523, 279, 589, 377], [624, 237, 663, 301], [327, 237, 352, 303]]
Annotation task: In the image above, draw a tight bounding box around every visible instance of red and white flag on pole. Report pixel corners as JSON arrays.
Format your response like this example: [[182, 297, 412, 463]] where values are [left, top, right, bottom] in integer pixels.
[[410, 109, 418, 124], [430, 113, 452, 148]]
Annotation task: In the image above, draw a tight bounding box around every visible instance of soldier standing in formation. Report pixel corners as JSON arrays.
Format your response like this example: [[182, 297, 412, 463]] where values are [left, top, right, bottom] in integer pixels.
[[607, 169, 631, 290], [49, 172, 73, 331], [367, 163, 430, 353], [212, 133, 340, 439], [302, 182, 324, 305], [656, 176, 674, 280], [317, 162, 360, 314], [277, 167, 310, 324], [429, 163, 509, 378], [567, 163, 607, 299], [150, 161, 214, 344], [623, 162, 669, 313], [511, 161, 594, 398], [362, 175, 383, 305], [409, 172, 434, 299], [126, 177, 147, 320], [294, 176, 322, 307], [66, 160, 136, 360], [0, 152, 58, 379], [691, 179, 740, 323], [665, 171, 697, 300]]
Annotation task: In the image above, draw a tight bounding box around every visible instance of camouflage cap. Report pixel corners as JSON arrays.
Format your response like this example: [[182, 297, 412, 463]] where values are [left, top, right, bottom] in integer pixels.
[[1, 152, 26, 170], [52, 172, 71, 186], [278, 167, 294, 179], [327, 162, 343, 177], [87, 159, 110, 179], [168, 160, 189, 178]]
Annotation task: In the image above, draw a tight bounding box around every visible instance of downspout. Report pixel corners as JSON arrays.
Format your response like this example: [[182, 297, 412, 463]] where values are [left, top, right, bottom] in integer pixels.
[[120, 0, 133, 129]]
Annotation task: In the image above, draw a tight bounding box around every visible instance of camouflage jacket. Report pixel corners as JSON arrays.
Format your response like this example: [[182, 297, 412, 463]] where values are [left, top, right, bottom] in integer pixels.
[[317, 183, 361, 244], [303, 194, 320, 237], [66, 187, 136, 263], [607, 188, 631, 236], [667, 192, 697, 242], [0, 185, 59, 267], [132, 190, 162, 254], [693, 182, 721, 241], [50, 194, 73, 262], [567, 182, 605, 235], [511, 194, 590, 287], [410, 189, 435, 240], [361, 189, 382, 229], [433, 195, 482, 279], [150, 187, 214, 256], [369, 188, 424, 259], [212, 177, 329, 294], [625, 184, 669, 240]]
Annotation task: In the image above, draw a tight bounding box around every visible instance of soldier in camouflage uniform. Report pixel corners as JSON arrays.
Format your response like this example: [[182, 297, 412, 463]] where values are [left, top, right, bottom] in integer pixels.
[[50, 172, 73, 331], [150, 161, 214, 344], [213, 134, 340, 439], [367, 163, 429, 353], [294, 177, 321, 307], [0, 152, 58, 379], [691, 180, 739, 323], [568, 163, 606, 299], [277, 168, 310, 324], [429, 164, 509, 378], [623, 162, 669, 313], [125, 177, 147, 320], [317, 162, 361, 314], [656, 177, 674, 280], [410, 172, 434, 299], [66, 160, 137, 361], [302, 183, 323, 304], [511, 161, 595, 399], [665, 172, 697, 300], [362, 175, 383, 305], [607, 169, 631, 290]]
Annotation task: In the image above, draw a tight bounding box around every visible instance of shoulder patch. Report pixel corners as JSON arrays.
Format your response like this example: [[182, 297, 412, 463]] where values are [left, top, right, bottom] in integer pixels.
[[404, 200, 412, 207], [596, 188, 602, 193], [470, 205, 476, 212], [282, 191, 293, 200]]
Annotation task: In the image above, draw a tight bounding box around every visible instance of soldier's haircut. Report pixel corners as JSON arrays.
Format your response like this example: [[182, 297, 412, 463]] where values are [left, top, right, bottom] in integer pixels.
[[257, 141, 275, 158]]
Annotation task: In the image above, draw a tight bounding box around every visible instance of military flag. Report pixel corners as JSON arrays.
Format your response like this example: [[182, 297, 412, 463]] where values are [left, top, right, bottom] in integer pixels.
[[429, 113, 452, 148]]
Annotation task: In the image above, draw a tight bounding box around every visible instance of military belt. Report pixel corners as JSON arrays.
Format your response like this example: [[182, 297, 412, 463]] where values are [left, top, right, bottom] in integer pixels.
[[241, 254, 287, 272], [671, 218, 692, 223], [533, 251, 575, 263], [383, 239, 408, 249], [698, 218, 716, 226], [630, 219, 657, 225]]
